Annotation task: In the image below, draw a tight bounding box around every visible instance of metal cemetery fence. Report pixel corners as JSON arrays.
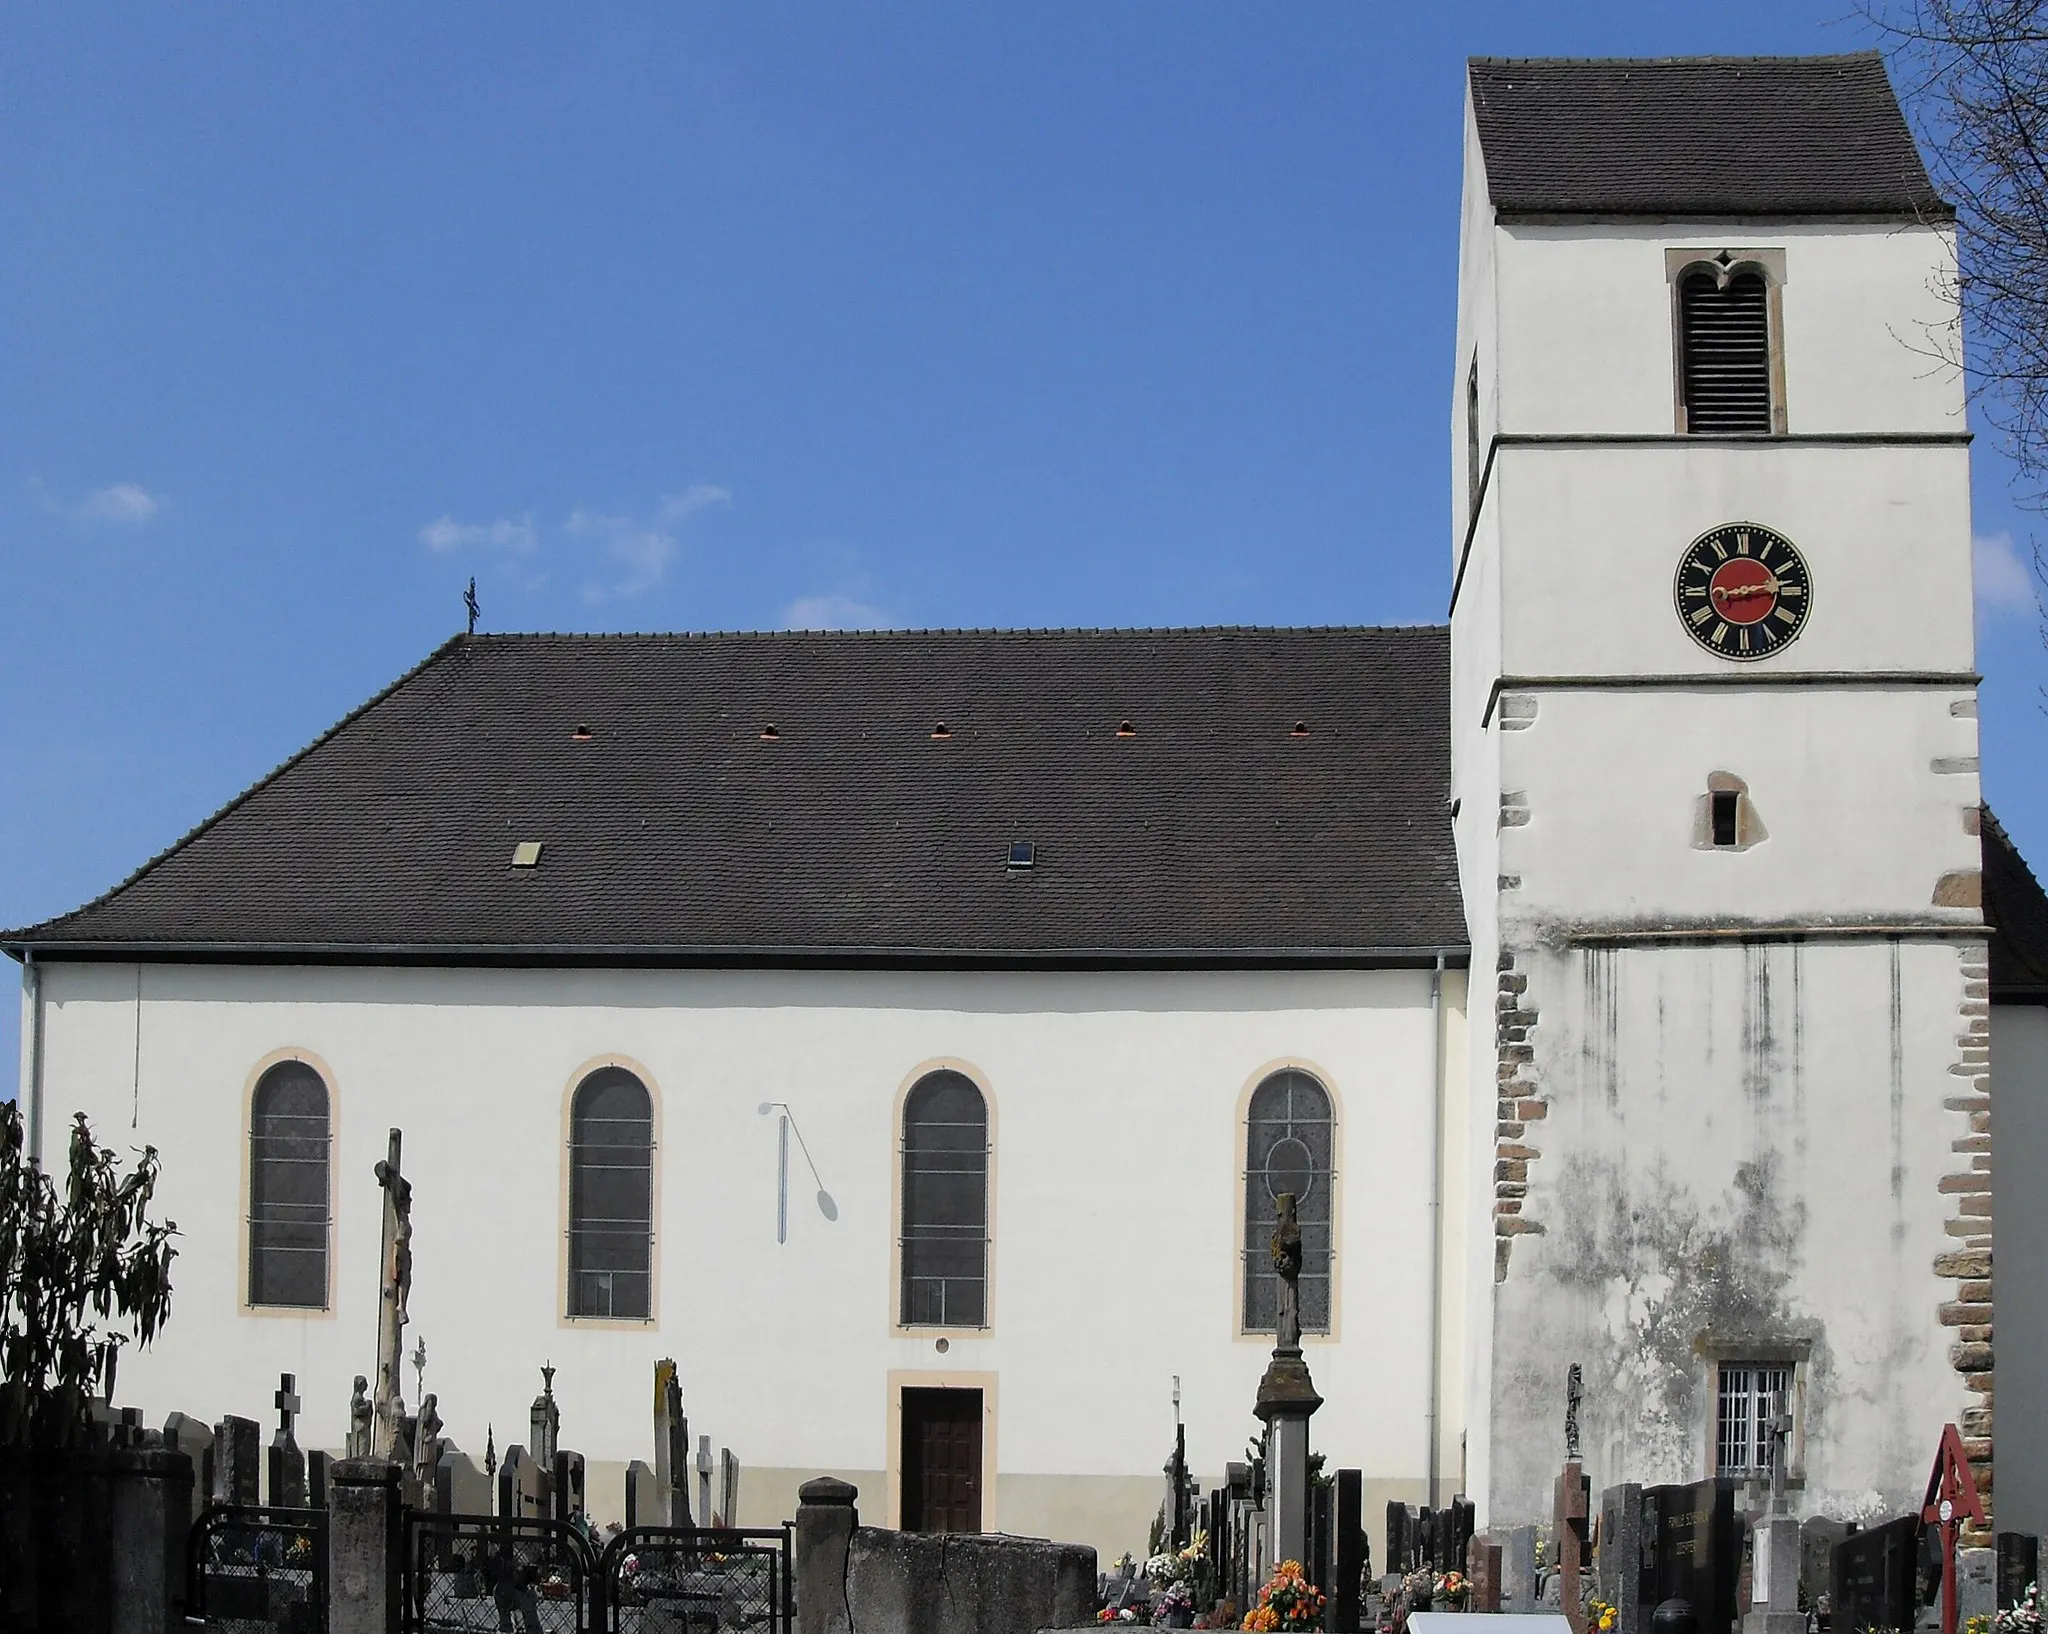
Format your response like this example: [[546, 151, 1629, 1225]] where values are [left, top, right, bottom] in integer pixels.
[[187, 1503, 329, 1634], [596, 1525, 793, 1634], [404, 1513, 596, 1633]]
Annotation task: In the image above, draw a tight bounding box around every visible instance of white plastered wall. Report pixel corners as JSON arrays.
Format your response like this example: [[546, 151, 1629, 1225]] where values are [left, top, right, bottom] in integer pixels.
[[28, 959, 1462, 1562]]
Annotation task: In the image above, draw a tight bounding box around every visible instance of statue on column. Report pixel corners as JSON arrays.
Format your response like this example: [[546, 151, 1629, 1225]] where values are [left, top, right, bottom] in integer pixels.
[[1271, 1193, 1305, 1352]]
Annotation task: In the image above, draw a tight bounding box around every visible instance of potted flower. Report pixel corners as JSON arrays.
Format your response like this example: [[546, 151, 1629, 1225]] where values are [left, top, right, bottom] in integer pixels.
[[2000, 1584, 2044, 1634], [1434, 1572, 1467, 1611], [1241, 1560, 1327, 1632]]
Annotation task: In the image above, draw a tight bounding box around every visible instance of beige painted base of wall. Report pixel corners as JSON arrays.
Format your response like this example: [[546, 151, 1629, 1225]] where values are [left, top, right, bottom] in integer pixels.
[[577, 1463, 1436, 1582]]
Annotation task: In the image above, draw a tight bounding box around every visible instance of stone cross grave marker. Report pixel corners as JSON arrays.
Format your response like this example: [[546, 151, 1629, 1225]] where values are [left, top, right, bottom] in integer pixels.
[[214, 1414, 262, 1507], [371, 1128, 413, 1462], [1555, 1366, 1590, 1634], [268, 1373, 306, 1508]]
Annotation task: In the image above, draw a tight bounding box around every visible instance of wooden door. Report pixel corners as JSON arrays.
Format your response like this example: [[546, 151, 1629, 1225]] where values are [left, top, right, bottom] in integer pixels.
[[900, 1388, 982, 1532]]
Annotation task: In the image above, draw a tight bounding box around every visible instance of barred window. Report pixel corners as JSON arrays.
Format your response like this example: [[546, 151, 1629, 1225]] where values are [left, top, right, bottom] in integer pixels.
[[900, 1071, 989, 1328], [248, 1061, 331, 1308], [1678, 267, 1774, 434], [567, 1066, 654, 1320], [1243, 1068, 1334, 1333], [1716, 1362, 1793, 1476]]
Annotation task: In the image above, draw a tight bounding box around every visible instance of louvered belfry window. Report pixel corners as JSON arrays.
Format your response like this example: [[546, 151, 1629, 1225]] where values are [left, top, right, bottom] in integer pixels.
[[248, 1061, 331, 1308], [567, 1066, 655, 1319], [1679, 269, 1774, 433]]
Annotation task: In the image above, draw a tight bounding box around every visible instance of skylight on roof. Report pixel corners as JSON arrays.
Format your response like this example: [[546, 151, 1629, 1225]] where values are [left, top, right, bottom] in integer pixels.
[[511, 841, 544, 869]]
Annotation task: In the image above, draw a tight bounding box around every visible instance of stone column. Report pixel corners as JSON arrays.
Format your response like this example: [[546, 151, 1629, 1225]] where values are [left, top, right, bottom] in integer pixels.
[[329, 1458, 403, 1634], [110, 1446, 193, 1634], [1255, 1350, 1322, 1573], [794, 1476, 859, 1634]]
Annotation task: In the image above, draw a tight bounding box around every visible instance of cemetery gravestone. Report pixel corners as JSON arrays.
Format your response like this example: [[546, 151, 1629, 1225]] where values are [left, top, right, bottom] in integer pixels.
[[1833, 1515, 1921, 1634], [1998, 1533, 2039, 1611], [1469, 1533, 1503, 1614], [1387, 1503, 1412, 1577], [1646, 1480, 1739, 1634], [698, 1434, 715, 1531], [1417, 1508, 1437, 1576], [1802, 1518, 1852, 1616], [164, 1412, 214, 1525], [625, 1460, 658, 1529], [553, 1450, 586, 1523], [436, 1447, 491, 1517], [719, 1447, 741, 1529], [1451, 1497, 1476, 1576], [1598, 1484, 1646, 1634], [214, 1414, 262, 1507], [1335, 1470, 1364, 1634], [498, 1444, 546, 1522], [268, 1373, 306, 1509], [1556, 1461, 1591, 1634], [1960, 1550, 1996, 1628], [308, 1450, 332, 1511], [1504, 1525, 1538, 1613]]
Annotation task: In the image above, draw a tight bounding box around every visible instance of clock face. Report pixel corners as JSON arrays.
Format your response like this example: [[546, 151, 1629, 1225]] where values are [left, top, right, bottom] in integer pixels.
[[1673, 522, 1812, 661]]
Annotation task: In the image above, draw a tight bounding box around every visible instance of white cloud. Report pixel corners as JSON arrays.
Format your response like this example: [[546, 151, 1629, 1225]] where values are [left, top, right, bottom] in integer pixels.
[[781, 593, 886, 630], [418, 513, 538, 555], [76, 483, 161, 524], [1975, 530, 2041, 617], [574, 485, 730, 602]]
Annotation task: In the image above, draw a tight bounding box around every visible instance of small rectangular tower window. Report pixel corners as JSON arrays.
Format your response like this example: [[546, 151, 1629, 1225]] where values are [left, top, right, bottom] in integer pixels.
[[1711, 790, 1740, 848], [1716, 1361, 1794, 1477]]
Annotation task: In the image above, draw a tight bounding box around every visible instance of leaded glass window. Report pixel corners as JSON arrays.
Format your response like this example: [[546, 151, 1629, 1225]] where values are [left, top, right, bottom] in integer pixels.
[[1242, 1068, 1334, 1333], [567, 1066, 654, 1320], [248, 1061, 331, 1308], [900, 1070, 988, 1328], [1716, 1362, 1793, 1476]]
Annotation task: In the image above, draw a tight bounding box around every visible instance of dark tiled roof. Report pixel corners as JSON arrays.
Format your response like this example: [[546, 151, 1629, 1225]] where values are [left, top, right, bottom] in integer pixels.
[[6, 628, 1467, 962], [1985, 807, 2048, 1003], [1468, 54, 1951, 220]]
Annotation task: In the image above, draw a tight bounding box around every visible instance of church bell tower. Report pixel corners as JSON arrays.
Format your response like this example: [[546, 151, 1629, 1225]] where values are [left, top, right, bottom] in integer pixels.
[[1446, 55, 1993, 1528]]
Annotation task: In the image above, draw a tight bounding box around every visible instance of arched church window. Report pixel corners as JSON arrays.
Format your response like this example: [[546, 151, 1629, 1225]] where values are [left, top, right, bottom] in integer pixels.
[[899, 1070, 989, 1328], [1677, 266, 1775, 434], [248, 1060, 332, 1309], [1243, 1068, 1334, 1334], [567, 1066, 655, 1320]]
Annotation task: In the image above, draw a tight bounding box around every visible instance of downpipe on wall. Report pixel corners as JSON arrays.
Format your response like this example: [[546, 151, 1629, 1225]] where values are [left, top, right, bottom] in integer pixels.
[[23, 950, 46, 1167], [1425, 952, 1446, 1511]]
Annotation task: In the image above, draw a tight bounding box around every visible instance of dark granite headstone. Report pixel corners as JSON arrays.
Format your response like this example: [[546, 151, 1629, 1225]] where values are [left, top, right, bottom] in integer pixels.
[[1335, 1470, 1365, 1633], [1833, 1515, 1921, 1634], [1387, 1502, 1411, 1575], [553, 1449, 586, 1522], [1999, 1534, 2039, 1611], [1802, 1518, 1852, 1615], [308, 1450, 332, 1510], [214, 1414, 262, 1506], [1418, 1507, 1437, 1573], [1645, 1479, 1738, 1634], [1599, 1484, 1647, 1634], [1451, 1498, 1476, 1576]]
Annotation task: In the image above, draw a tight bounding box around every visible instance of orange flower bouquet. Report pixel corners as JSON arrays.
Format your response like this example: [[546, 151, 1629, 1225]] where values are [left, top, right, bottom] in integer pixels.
[[1241, 1560, 1327, 1632]]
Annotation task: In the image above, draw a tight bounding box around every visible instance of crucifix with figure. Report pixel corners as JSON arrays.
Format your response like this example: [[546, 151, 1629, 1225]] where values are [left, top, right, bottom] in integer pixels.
[[371, 1128, 413, 1463]]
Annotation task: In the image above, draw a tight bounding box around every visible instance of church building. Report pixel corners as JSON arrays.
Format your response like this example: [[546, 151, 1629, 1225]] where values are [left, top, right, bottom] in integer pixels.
[[11, 53, 2048, 1562]]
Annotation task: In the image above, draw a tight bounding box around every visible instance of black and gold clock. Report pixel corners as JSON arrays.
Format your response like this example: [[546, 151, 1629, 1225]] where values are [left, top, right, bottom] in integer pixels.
[[1673, 522, 1812, 660]]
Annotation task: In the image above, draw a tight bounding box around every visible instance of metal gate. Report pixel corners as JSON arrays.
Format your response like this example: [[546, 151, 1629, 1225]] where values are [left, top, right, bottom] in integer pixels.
[[403, 1512, 597, 1633], [187, 1502, 329, 1633], [595, 1525, 793, 1634]]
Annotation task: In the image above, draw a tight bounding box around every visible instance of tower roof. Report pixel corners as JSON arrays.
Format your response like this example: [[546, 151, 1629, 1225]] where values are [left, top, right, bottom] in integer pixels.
[[3, 627, 1467, 965], [1468, 53, 1951, 221]]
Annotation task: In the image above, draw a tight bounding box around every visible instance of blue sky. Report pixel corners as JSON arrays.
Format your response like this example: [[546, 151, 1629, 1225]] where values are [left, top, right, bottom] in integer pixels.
[[5, 5, 2045, 1102]]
